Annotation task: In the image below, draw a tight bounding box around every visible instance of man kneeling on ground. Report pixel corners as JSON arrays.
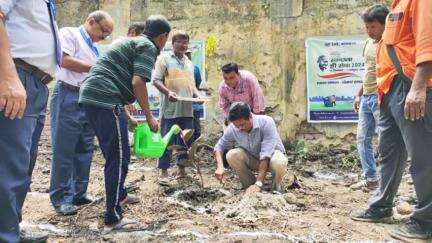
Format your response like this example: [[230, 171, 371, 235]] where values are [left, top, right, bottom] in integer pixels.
[[214, 102, 288, 193]]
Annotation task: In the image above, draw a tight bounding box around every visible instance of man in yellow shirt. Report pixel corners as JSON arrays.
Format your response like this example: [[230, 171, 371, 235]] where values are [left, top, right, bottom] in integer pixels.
[[351, 4, 389, 191]]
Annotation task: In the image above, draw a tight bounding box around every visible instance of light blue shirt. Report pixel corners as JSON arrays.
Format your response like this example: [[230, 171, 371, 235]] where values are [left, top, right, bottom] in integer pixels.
[[1, 0, 57, 75], [214, 115, 286, 160]]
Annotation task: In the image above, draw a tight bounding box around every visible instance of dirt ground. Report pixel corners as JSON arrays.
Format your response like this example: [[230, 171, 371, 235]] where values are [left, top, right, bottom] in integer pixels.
[[21, 109, 419, 243]]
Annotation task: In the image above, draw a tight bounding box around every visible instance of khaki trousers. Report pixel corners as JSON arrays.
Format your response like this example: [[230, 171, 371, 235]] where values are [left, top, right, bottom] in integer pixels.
[[226, 148, 288, 191]]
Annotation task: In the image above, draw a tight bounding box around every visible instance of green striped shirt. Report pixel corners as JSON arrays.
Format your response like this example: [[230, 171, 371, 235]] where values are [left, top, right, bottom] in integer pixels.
[[79, 35, 158, 109]]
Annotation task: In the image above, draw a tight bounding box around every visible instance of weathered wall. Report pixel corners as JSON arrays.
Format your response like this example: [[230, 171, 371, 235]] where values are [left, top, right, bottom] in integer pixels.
[[57, 0, 391, 142]]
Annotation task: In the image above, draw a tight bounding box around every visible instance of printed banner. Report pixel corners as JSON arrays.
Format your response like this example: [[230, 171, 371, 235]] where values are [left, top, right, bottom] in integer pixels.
[[306, 36, 366, 123]]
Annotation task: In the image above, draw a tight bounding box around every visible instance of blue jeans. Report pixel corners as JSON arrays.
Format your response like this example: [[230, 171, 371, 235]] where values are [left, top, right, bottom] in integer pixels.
[[357, 94, 380, 182], [83, 105, 129, 225], [49, 82, 95, 207], [0, 67, 48, 243], [158, 117, 194, 170]]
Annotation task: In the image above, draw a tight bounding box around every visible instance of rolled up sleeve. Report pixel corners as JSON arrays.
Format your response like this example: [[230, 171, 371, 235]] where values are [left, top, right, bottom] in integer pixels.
[[214, 126, 236, 152], [259, 118, 279, 160], [0, 0, 17, 17], [412, 0, 432, 65]]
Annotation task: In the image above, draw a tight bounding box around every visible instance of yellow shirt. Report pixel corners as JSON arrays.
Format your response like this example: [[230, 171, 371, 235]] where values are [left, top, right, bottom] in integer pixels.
[[363, 38, 378, 95]]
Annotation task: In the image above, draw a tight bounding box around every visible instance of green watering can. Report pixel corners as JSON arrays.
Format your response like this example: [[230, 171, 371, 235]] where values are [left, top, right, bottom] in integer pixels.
[[133, 123, 181, 158]]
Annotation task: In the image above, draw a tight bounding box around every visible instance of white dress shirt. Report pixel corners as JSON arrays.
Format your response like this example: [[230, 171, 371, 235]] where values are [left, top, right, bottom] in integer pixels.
[[1, 0, 57, 76], [56, 27, 99, 87]]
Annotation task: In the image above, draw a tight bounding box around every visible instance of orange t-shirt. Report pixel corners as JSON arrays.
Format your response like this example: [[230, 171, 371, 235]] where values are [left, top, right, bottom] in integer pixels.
[[376, 0, 432, 102]]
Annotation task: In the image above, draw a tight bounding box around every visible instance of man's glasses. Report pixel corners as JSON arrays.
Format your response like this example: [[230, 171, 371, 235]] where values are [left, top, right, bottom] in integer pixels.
[[95, 20, 111, 40]]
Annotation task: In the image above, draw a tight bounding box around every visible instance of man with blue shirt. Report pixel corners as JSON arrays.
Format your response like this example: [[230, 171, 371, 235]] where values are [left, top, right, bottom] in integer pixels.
[[0, 0, 61, 242], [49, 11, 114, 216]]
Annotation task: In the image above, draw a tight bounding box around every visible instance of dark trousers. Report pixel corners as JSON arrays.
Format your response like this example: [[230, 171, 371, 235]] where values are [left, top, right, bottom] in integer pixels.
[[158, 117, 193, 170], [49, 82, 94, 207], [83, 105, 129, 225], [369, 75, 432, 229], [0, 67, 48, 243], [192, 110, 201, 142]]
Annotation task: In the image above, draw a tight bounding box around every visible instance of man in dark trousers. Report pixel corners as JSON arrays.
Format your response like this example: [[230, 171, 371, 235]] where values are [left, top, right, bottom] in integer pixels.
[[79, 15, 170, 232], [351, 0, 432, 241], [0, 0, 61, 242]]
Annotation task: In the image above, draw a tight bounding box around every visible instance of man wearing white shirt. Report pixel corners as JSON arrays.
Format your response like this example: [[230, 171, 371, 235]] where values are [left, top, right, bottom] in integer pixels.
[[49, 11, 113, 216], [0, 1, 61, 242]]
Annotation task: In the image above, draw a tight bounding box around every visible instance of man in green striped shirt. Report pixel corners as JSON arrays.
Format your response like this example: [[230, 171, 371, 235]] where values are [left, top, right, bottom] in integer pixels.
[[78, 15, 170, 231]]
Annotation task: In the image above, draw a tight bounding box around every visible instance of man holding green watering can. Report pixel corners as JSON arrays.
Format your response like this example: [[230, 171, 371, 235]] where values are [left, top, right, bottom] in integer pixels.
[[78, 15, 171, 232]]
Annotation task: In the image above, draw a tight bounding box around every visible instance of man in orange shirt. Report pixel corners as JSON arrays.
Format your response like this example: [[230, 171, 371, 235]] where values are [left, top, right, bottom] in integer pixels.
[[350, 0, 432, 241]]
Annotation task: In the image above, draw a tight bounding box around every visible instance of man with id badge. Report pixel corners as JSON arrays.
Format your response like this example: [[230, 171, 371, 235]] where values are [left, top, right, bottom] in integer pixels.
[[49, 11, 113, 216]]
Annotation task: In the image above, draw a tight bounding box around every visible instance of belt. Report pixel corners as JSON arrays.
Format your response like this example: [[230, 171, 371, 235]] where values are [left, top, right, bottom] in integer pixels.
[[13, 58, 53, 84], [59, 81, 80, 92]]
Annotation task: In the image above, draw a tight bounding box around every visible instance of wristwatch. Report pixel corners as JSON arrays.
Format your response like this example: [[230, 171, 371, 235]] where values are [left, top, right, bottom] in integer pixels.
[[254, 180, 263, 188]]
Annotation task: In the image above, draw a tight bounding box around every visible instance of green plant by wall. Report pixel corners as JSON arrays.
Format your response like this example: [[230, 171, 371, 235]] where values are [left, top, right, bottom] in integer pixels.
[[261, 0, 270, 16]]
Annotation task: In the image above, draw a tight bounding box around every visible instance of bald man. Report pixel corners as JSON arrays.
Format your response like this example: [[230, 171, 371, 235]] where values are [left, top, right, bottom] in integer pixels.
[[49, 11, 114, 216]]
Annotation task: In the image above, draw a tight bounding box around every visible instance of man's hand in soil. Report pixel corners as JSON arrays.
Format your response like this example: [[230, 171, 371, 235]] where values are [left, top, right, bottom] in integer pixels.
[[353, 95, 361, 113], [245, 184, 261, 194], [214, 151, 226, 183], [215, 166, 224, 182]]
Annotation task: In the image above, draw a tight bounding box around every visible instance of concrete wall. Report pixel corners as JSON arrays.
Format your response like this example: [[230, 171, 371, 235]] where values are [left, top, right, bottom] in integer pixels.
[[56, 0, 391, 142]]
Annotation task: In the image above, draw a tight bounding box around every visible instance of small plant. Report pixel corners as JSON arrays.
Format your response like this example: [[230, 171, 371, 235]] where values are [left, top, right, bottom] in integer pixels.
[[340, 154, 359, 170], [295, 139, 308, 156], [261, 0, 270, 15]]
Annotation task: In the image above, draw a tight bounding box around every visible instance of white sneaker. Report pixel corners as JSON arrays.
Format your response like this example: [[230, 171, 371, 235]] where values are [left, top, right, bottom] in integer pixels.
[[350, 180, 378, 191]]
